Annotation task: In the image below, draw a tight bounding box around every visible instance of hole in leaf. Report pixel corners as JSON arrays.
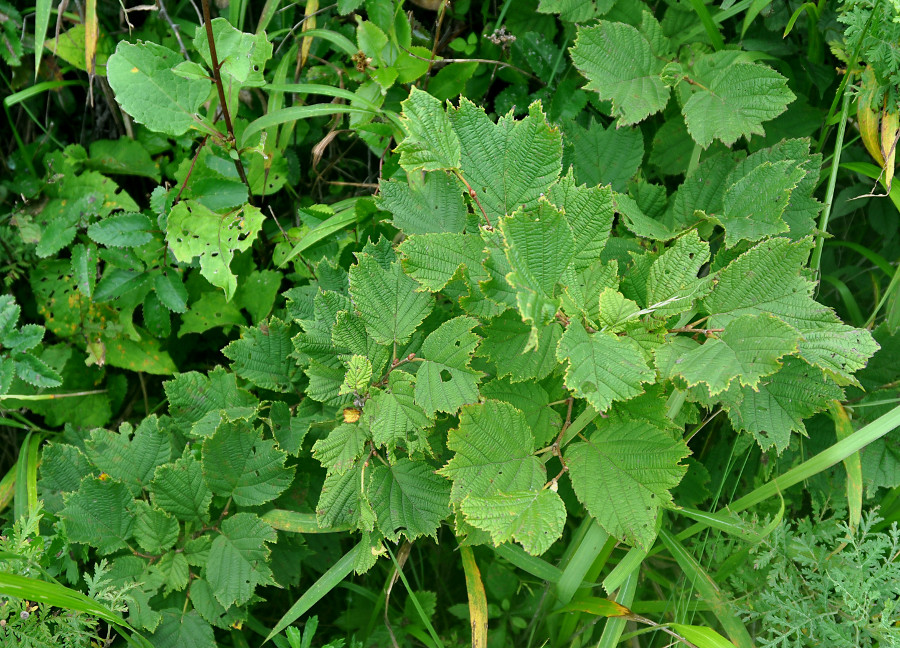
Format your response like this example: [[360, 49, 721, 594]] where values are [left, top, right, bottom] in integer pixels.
[[439, 369, 452, 382]]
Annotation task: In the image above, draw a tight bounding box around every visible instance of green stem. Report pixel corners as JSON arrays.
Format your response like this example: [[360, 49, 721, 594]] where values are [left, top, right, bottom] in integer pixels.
[[811, 88, 852, 275]]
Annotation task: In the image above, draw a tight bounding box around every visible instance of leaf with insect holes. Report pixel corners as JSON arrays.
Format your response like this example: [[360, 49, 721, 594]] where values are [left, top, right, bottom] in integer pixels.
[[414, 316, 484, 417], [166, 200, 264, 301], [644, 230, 710, 319]]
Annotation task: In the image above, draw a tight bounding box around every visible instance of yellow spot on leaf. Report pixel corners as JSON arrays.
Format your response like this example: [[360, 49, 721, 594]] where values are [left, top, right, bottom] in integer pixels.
[[131, 67, 139, 73]]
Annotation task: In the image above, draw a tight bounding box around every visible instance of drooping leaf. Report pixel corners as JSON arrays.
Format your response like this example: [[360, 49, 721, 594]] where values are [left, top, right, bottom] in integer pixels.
[[462, 489, 566, 556], [202, 420, 294, 506], [566, 419, 689, 549]]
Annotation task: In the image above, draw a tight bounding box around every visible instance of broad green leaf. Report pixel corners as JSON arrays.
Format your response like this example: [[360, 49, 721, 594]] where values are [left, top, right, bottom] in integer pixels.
[[439, 401, 545, 505], [222, 318, 297, 391], [414, 316, 483, 416], [461, 489, 566, 556], [207, 513, 276, 607], [478, 311, 562, 383], [348, 254, 433, 346], [448, 98, 563, 222], [12, 353, 63, 388], [364, 372, 432, 454], [87, 212, 153, 248], [38, 443, 93, 495], [399, 232, 486, 293], [557, 321, 654, 412], [84, 416, 172, 496], [179, 291, 247, 336], [87, 138, 161, 181], [598, 288, 640, 330], [190, 578, 244, 630], [150, 609, 215, 648], [107, 41, 212, 137], [149, 454, 212, 524], [480, 378, 562, 447], [202, 420, 294, 506], [341, 355, 373, 395], [566, 419, 689, 549], [724, 357, 844, 451], [3, 325, 43, 354], [61, 478, 135, 555], [378, 173, 467, 234], [104, 334, 176, 375], [316, 462, 370, 530], [561, 120, 643, 192], [71, 243, 99, 298], [131, 501, 179, 554], [234, 269, 282, 324], [548, 172, 616, 271], [312, 423, 368, 475], [717, 160, 804, 245], [154, 551, 190, 593], [166, 201, 264, 300], [571, 21, 670, 125], [367, 459, 450, 540], [164, 367, 257, 436], [673, 314, 801, 396], [194, 18, 272, 86], [154, 271, 189, 313], [682, 52, 795, 147], [644, 230, 710, 318], [395, 87, 461, 172]]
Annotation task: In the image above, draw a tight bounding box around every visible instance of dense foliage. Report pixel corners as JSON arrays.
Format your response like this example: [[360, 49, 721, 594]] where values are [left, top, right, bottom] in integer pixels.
[[3, 0, 900, 647]]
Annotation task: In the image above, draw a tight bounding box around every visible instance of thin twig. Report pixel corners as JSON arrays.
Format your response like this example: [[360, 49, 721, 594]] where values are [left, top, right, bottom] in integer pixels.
[[453, 170, 492, 228], [400, 43, 538, 81], [157, 0, 190, 59]]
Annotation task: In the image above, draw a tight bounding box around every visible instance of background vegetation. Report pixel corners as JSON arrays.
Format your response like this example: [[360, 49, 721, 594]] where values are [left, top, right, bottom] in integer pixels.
[[2, 0, 900, 647]]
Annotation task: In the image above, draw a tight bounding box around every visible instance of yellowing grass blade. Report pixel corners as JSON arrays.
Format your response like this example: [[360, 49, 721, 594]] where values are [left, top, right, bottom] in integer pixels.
[[880, 108, 898, 192], [300, 0, 319, 70], [85, 0, 98, 105], [460, 546, 487, 648], [829, 400, 862, 529]]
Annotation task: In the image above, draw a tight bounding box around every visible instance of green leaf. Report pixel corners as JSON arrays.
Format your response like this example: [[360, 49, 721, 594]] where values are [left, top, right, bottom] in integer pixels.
[[202, 419, 294, 506], [222, 318, 297, 391], [193, 18, 272, 86], [149, 454, 212, 524], [71, 243, 99, 298], [87, 212, 153, 248], [12, 353, 63, 388], [166, 201, 264, 300], [312, 423, 368, 475], [462, 489, 566, 556], [179, 291, 246, 336], [154, 271, 189, 313], [378, 173, 467, 234], [150, 609, 215, 648], [395, 87, 461, 172], [448, 98, 563, 222], [234, 269, 282, 324], [131, 500, 179, 554], [682, 52, 795, 147], [61, 477, 135, 554], [38, 443, 93, 495], [363, 372, 432, 454], [478, 311, 562, 383], [597, 288, 640, 330], [399, 233, 486, 293], [557, 321, 654, 412], [480, 378, 562, 447], [566, 419, 689, 549], [316, 462, 369, 530], [153, 551, 190, 593], [340, 355, 373, 395], [107, 41, 212, 137], [87, 138, 161, 181], [84, 416, 172, 496], [673, 314, 801, 396], [367, 459, 450, 540], [644, 230, 710, 318], [548, 172, 615, 272], [439, 401, 545, 505], [561, 120, 643, 192], [207, 513, 276, 607], [164, 367, 257, 436], [415, 316, 483, 417], [717, 160, 804, 245], [502, 200, 576, 300], [571, 21, 670, 125], [724, 357, 844, 451], [104, 334, 177, 375], [348, 253, 433, 346]]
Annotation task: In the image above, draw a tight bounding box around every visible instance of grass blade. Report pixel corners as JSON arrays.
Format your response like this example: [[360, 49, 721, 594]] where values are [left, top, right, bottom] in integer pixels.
[[460, 546, 487, 648], [260, 510, 350, 533], [242, 105, 386, 148], [34, 0, 53, 79], [13, 432, 40, 521], [493, 543, 565, 584], [686, 0, 724, 50], [278, 202, 359, 267], [829, 400, 862, 529], [596, 566, 639, 648], [658, 529, 753, 648], [266, 542, 362, 641]]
